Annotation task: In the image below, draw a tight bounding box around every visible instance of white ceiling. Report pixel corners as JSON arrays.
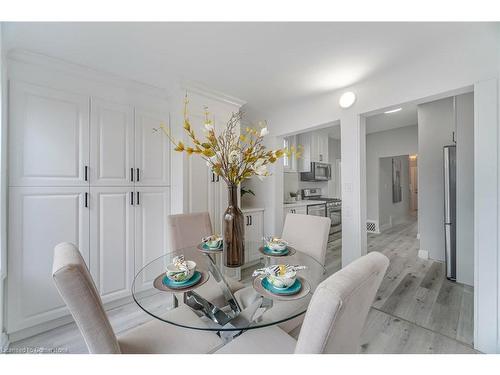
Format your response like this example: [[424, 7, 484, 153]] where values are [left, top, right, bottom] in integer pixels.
[[3, 22, 497, 110], [365, 104, 418, 134]]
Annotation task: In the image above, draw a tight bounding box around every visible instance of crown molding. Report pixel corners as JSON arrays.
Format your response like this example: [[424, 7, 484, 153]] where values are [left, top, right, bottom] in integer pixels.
[[180, 80, 246, 108], [7, 49, 170, 100]]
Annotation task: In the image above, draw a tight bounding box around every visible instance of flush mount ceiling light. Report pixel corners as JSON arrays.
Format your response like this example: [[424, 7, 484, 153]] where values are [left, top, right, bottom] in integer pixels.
[[384, 107, 402, 114], [339, 92, 356, 109]]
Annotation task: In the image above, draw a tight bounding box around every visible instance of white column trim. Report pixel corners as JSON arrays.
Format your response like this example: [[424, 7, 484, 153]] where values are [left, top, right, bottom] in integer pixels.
[[473, 78, 499, 353]]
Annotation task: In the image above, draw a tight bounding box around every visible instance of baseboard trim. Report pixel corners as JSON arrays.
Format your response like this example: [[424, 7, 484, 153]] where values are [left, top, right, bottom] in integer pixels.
[[8, 288, 158, 342], [1, 332, 9, 352], [418, 249, 429, 259]]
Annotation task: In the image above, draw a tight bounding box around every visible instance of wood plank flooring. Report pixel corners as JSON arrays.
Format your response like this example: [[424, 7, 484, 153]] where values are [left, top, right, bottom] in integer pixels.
[[7, 218, 476, 354], [320, 217, 476, 353]]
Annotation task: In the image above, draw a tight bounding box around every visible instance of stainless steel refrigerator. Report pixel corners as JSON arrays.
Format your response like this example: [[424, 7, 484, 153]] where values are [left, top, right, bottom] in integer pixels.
[[443, 145, 457, 281]]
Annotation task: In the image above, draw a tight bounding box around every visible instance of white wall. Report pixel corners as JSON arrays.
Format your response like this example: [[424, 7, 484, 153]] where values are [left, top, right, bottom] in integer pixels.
[[474, 79, 499, 353], [417, 97, 455, 262], [456, 92, 474, 286], [366, 125, 418, 228], [0, 22, 7, 349], [378, 155, 410, 229]]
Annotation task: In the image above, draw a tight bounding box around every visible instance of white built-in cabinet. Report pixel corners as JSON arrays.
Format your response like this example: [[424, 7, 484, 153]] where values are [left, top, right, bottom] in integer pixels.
[[242, 209, 264, 265], [9, 81, 90, 187], [298, 130, 329, 172], [8, 187, 90, 330], [283, 205, 307, 217], [7, 63, 170, 334]]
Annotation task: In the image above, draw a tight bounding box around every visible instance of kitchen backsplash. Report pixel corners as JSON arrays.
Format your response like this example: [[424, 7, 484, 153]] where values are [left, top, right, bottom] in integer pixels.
[[284, 171, 329, 201]]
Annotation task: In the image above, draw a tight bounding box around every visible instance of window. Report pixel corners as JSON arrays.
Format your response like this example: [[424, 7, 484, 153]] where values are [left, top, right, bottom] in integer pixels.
[[283, 137, 290, 168]]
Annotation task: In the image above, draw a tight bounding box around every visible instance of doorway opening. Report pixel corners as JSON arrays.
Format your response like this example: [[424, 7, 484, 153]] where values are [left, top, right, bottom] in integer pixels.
[[361, 92, 475, 352]]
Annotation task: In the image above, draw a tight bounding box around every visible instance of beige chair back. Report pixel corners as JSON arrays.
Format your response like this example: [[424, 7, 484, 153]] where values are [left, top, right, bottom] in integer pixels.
[[167, 212, 213, 251], [282, 213, 331, 265], [52, 242, 121, 354], [295, 252, 389, 354]]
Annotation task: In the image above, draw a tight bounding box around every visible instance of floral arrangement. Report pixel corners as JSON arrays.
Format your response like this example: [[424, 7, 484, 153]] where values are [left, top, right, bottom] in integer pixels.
[[157, 95, 301, 185]]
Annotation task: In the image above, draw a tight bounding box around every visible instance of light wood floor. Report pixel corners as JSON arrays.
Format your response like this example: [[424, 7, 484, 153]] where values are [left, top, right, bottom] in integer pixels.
[[322, 218, 476, 354], [8, 219, 477, 354]]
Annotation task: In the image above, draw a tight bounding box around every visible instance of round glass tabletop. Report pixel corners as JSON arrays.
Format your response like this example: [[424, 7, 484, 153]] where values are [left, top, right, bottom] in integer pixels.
[[132, 240, 326, 332]]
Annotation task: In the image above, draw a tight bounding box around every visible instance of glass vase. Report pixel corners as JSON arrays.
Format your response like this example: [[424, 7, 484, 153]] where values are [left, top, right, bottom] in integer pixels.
[[223, 184, 245, 267]]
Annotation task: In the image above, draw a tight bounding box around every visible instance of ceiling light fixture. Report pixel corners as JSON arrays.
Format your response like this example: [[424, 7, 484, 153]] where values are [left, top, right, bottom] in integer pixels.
[[384, 107, 402, 114], [339, 92, 356, 109]]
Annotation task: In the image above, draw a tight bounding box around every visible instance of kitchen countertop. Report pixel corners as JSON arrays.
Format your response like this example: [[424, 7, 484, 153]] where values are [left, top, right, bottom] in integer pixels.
[[283, 200, 326, 208], [241, 207, 265, 213]]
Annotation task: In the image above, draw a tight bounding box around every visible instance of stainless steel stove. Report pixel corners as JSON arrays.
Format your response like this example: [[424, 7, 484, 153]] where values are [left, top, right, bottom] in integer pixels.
[[301, 188, 342, 234]]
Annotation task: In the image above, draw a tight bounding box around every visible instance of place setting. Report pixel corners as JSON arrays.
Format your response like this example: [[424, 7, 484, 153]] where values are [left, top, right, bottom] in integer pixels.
[[258, 236, 297, 257], [197, 234, 223, 253], [252, 264, 311, 301], [153, 255, 210, 292]]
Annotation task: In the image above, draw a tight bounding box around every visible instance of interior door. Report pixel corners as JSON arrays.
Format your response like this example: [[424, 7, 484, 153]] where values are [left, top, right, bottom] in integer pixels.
[[7, 187, 90, 333], [134, 108, 170, 186], [134, 187, 170, 291], [9, 81, 90, 187], [90, 98, 134, 186], [89, 187, 134, 303]]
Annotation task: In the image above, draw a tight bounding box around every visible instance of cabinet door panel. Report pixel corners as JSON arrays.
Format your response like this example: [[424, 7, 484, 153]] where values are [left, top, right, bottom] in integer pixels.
[[7, 187, 89, 333], [90, 98, 134, 186], [244, 211, 264, 262], [135, 109, 170, 186], [90, 187, 134, 303], [134, 187, 170, 291], [9, 81, 90, 186]]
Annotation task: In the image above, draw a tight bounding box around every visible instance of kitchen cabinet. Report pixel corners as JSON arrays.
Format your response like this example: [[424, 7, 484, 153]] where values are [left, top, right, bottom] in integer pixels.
[[134, 108, 170, 186], [283, 135, 299, 172], [242, 209, 264, 263], [9, 81, 90, 187], [90, 98, 134, 186], [89, 187, 134, 303], [7, 62, 171, 335], [134, 187, 171, 292], [297, 130, 329, 172], [283, 205, 307, 217], [7, 187, 90, 332]]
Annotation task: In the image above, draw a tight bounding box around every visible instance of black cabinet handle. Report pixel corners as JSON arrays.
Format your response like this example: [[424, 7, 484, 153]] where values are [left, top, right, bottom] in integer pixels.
[[84, 166, 88, 181], [131, 191, 134, 205], [84, 192, 88, 208], [216, 175, 220, 182], [211, 173, 215, 183], [249, 215, 252, 225], [136, 168, 140, 182], [136, 191, 140, 205], [131, 168, 134, 182]]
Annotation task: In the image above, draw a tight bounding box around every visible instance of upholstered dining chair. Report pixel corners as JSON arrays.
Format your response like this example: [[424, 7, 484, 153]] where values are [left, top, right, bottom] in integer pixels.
[[282, 213, 331, 265], [250, 212, 331, 333], [53, 242, 223, 354], [216, 251, 389, 354], [167, 212, 244, 305]]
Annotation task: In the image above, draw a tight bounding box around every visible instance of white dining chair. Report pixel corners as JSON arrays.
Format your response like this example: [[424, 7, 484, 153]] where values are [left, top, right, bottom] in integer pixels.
[[237, 213, 331, 333], [167, 212, 244, 306], [53, 242, 223, 354], [282, 213, 331, 265], [216, 251, 389, 354]]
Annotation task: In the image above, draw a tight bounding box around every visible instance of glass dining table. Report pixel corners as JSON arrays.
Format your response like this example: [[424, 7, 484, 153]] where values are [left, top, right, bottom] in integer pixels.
[[132, 240, 326, 340]]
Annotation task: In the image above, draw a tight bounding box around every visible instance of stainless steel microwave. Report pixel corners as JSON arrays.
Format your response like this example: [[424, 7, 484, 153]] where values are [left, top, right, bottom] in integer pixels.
[[300, 162, 332, 181]]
